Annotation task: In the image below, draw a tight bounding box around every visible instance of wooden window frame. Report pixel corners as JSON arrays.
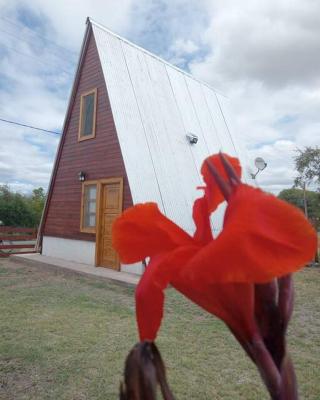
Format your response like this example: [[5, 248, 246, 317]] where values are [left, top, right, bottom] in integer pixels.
[[78, 88, 97, 142], [80, 180, 98, 233]]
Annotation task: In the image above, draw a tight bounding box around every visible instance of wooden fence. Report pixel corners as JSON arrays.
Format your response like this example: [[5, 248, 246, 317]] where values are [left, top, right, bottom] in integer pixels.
[[0, 226, 37, 257]]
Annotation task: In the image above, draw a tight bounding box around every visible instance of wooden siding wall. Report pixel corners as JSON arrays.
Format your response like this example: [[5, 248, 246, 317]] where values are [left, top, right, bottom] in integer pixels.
[[43, 31, 133, 241]]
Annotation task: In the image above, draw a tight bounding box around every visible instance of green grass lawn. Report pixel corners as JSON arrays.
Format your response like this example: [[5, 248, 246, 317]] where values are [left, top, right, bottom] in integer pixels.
[[0, 260, 319, 400]]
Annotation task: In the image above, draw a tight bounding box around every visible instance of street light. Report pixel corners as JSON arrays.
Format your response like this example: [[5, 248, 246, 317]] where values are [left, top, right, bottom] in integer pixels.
[[250, 157, 267, 179]]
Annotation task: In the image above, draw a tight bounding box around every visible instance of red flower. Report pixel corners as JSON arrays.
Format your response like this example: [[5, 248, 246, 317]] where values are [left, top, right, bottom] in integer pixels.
[[112, 154, 317, 345]]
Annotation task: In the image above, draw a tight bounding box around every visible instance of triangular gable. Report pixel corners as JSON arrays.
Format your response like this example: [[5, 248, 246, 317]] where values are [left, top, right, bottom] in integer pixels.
[[91, 19, 247, 234]]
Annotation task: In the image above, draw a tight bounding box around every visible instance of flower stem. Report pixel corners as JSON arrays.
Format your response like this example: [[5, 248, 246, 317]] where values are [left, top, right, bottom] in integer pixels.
[[249, 336, 281, 398]]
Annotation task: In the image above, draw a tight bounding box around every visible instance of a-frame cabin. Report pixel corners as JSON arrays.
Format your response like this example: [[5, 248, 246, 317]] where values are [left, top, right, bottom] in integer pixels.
[[39, 18, 249, 275]]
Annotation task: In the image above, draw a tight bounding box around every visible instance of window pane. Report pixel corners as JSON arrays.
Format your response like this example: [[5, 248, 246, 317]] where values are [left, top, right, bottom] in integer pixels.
[[89, 214, 96, 226], [81, 93, 95, 136], [85, 213, 96, 228], [87, 186, 96, 200], [88, 201, 96, 213], [83, 185, 96, 229]]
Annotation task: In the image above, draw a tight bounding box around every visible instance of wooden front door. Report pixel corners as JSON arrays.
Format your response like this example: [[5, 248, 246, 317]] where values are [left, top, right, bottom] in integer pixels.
[[96, 179, 123, 269]]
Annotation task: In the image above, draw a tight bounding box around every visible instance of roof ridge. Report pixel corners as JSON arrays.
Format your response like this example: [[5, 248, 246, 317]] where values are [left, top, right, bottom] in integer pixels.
[[87, 17, 227, 98]]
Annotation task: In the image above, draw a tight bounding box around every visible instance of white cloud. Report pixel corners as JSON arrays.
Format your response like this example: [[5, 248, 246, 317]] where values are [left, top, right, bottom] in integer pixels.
[[189, 0, 320, 193], [167, 38, 200, 66], [0, 0, 319, 196], [0, 0, 135, 193], [195, 0, 320, 87], [0, 124, 59, 192], [2, 0, 134, 49], [170, 38, 199, 55]]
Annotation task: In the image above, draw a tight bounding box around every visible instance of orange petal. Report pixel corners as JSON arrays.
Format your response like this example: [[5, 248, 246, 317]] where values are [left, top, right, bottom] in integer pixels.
[[135, 255, 169, 341], [192, 196, 213, 243], [136, 246, 199, 341], [144, 247, 257, 343], [172, 279, 257, 343], [201, 153, 241, 213], [185, 184, 317, 283], [136, 245, 257, 343], [112, 203, 195, 264]]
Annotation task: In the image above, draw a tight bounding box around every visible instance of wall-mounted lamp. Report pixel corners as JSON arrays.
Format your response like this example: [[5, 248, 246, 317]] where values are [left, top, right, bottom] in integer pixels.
[[250, 157, 267, 179], [78, 171, 86, 182], [186, 132, 198, 144]]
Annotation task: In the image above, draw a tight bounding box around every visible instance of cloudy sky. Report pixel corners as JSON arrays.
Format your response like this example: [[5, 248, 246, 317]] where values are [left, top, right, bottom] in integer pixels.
[[0, 0, 319, 194]]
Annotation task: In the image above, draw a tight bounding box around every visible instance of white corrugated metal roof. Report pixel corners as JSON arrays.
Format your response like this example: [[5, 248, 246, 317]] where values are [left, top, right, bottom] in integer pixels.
[[90, 18, 249, 235]]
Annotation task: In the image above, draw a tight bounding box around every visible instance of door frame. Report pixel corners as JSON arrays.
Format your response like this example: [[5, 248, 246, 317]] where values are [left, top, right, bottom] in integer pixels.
[[95, 177, 123, 269]]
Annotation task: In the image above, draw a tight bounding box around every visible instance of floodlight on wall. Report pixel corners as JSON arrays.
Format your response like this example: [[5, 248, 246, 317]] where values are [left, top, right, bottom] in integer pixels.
[[186, 132, 198, 144], [250, 157, 267, 179], [78, 171, 86, 182]]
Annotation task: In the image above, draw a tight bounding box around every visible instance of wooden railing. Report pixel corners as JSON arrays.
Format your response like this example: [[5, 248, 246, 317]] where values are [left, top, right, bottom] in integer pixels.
[[0, 226, 37, 257]]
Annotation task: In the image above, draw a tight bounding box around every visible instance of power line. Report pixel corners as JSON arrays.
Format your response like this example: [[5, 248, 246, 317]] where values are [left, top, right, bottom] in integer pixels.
[[0, 16, 78, 56], [0, 42, 73, 76], [0, 117, 61, 135], [0, 27, 76, 66]]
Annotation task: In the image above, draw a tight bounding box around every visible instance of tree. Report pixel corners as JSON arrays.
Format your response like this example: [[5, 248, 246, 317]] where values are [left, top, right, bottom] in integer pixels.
[[30, 187, 46, 224], [278, 188, 320, 230], [0, 185, 46, 228], [294, 146, 320, 191]]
